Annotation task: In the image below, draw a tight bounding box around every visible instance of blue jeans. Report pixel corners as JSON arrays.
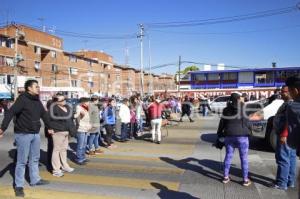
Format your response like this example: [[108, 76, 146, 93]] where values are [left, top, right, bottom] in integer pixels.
[[76, 132, 88, 163], [121, 123, 129, 140], [137, 119, 143, 132], [14, 133, 41, 187], [88, 132, 100, 151], [275, 139, 297, 188]]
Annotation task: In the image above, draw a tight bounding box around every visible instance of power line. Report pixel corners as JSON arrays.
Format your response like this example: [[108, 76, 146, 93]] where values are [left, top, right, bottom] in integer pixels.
[[149, 24, 300, 35], [146, 4, 299, 29], [11, 21, 137, 40]]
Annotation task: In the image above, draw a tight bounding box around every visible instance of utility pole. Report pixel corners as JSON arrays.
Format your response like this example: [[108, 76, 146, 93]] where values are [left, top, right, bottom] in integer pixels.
[[13, 28, 19, 100], [148, 35, 152, 95], [138, 24, 144, 96], [178, 56, 181, 97]]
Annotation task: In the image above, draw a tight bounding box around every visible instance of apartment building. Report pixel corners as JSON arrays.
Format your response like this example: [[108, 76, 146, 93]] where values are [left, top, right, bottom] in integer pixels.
[[0, 23, 175, 100]]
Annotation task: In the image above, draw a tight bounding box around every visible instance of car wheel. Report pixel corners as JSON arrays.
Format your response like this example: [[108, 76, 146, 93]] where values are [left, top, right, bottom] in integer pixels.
[[269, 129, 277, 151]]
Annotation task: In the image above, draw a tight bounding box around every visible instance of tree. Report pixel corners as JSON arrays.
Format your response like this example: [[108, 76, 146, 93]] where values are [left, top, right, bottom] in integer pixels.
[[181, 66, 199, 74]]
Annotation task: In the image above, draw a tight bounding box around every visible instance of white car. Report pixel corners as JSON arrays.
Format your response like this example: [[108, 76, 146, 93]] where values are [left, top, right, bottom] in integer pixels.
[[248, 98, 284, 150], [209, 95, 231, 113]]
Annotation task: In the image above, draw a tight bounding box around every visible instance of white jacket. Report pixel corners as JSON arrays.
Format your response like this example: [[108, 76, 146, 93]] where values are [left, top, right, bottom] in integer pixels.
[[119, 104, 130, 123], [74, 105, 92, 133]]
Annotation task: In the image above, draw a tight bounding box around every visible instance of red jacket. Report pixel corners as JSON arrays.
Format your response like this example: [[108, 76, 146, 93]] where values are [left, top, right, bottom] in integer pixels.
[[148, 102, 164, 120], [280, 124, 288, 138]]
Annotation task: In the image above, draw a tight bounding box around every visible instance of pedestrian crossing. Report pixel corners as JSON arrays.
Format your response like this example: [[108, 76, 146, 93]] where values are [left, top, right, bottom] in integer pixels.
[[0, 124, 201, 199]]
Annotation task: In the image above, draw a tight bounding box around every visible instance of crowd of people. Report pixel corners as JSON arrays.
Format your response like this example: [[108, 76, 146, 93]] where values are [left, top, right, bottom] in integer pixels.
[[1, 76, 300, 197]]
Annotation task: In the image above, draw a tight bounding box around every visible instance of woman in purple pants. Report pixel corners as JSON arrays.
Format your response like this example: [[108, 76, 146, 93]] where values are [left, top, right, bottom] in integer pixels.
[[217, 92, 252, 186]]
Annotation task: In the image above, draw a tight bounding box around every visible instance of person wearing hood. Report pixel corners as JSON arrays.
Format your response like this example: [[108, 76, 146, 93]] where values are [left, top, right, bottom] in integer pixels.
[[0, 80, 53, 197], [217, 92, 252, 187]]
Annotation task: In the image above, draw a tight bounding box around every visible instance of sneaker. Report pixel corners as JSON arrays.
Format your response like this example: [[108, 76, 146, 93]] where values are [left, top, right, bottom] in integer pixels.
[[14, 187, 24, 197], [156, 141, 161, 144], [243, 180, 252, 187], [288, 184, 295, 188], [52, 171, 64, 177], [273, 184, 288, 190], [87, 151, 96, 155], [62, 167, 74, 173], [76, 161, 87, 166], [30, 179, 50, 186], [190, 119, 194, 123], [222, 177, 230, 184], [94, 149, 104, 154]]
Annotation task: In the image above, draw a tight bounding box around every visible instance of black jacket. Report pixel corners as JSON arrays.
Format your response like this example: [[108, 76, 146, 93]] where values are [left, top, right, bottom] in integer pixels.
[[217, 105, 251, 137], [49, 104, 73, 133], [287, 97, 300, 150], [1, 92, 50, 134]]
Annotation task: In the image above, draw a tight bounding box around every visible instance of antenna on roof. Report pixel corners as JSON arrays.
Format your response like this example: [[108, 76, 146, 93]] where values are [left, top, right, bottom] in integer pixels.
[[37, 17, 46, 32]]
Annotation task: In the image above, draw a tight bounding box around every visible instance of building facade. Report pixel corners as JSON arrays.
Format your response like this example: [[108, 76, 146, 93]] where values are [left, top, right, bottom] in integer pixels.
[[0, 23, 175, 100]]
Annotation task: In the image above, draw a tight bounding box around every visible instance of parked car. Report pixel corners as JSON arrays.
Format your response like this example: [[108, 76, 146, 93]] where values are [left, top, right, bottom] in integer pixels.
[[209, 95, 231, 113], [247, 98, 284, 150]]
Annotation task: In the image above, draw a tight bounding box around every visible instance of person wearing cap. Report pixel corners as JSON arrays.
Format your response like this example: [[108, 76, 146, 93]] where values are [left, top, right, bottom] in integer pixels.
[[87, 95, 103, 155], [217, 92, 252, 186], [285, 75, 300, 197]]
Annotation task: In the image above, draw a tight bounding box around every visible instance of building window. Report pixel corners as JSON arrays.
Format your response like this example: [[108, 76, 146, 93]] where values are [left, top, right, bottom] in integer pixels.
[[34, 46, 41, 55], [116, 75, 120, 81], [34, 61, 41, 71], [52, 64, 58, 73], [88, 81, 94, 88], [0, 56, 5, 66], [0, 75, 6, 84], [5, 57, 14, 67], [0, 37, 6, 47], [71, 80, 78, 87], [7, 75, 14, 84], [69, 55, 77, 62], [69, 67, 78, 75], [108, 74, 110, 79], [255, 72, 274, 84], [51, 51, 56, 58], [4, 39, 14, 48]]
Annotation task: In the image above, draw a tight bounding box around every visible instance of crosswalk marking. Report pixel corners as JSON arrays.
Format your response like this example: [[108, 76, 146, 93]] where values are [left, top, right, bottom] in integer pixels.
[[0, 186, 130, 199], [40, 171, 180, 191], [69, 162, 184, 175]]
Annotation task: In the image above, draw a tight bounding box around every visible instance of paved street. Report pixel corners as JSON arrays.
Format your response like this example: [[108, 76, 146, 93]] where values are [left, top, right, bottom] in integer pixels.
[[0, 115, 298, 199]]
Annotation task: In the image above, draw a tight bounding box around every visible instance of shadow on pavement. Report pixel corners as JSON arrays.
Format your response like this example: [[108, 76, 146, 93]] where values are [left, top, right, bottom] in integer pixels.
[[200, 133, 273, 152], [160, 157, 274, 187], [151, 182, 199, 199]]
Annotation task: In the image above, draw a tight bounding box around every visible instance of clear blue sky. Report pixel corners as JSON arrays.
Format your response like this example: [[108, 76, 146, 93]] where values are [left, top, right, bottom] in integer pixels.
[[1, 0, 300, 74]]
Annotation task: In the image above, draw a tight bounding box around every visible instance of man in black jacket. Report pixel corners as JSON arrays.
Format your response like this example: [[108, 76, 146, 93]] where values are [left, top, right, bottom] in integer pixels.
[[0, 79, 53, 197], [285, 75, 300, 198]]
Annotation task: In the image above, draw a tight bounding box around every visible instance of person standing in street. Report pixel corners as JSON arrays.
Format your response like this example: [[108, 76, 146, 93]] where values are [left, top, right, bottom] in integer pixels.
[[119, 98, 130, 142], [103, 98, 117, 149], [179, 96, 194, 122], [74, 97, 91, 165], [272, 85, 296, 190], [0, 80, 53, 197], [285, 75, 300, 198], [148, 96, 164, 144], [217, 92, 252, 186], [88, 95, 103, 155], [48, 93, 75, 177]]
